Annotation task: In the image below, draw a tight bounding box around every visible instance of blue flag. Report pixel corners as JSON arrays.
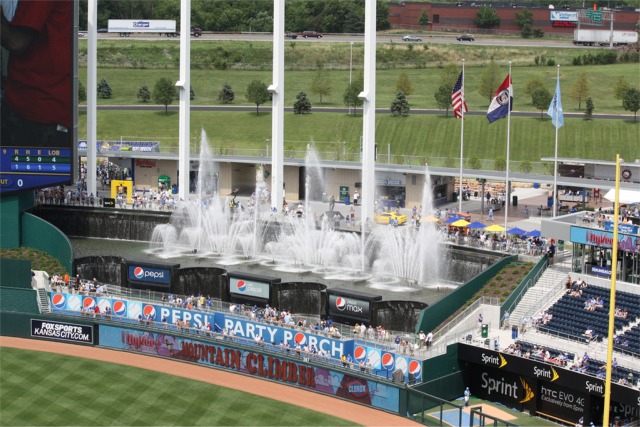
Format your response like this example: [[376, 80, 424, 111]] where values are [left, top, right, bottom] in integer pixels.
[[547, 78, 564, 128], [487, 75, 512, 123]]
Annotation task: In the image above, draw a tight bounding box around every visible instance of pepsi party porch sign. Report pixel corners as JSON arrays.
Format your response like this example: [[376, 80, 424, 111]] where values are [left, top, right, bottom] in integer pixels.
[[127, 265, 171, 286], [328, 294, 371, 322], [229, 276, 270, 300], [31, 319, 93, 344]]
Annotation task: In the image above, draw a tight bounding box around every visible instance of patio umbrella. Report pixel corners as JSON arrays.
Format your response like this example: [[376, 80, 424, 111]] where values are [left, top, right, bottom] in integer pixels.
[[526, 229, 542, 237], [506, 227, 527, 235], [485, 224, 506, 232], [421, 215, 440, 223], [467, 221, 486, 229], [451, 219, 470, 227], [444, 215, 463, 224]]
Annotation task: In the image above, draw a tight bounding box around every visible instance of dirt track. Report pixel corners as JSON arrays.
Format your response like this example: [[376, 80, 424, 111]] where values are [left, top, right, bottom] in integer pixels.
[[1, 337, 420, 426]]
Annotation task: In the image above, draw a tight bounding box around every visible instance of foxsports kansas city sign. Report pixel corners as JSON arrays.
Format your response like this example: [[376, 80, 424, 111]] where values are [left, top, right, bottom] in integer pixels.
[[127, 265, 171, 285], [31, 319, 93, 344], [228, 276, 270, 300], [328, 294, 371, 321]]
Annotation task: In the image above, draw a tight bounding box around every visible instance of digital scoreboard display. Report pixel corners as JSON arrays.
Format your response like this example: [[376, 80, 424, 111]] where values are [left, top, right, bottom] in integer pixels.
[[0, 0, 76, 196], [1, 148, 72, 192]]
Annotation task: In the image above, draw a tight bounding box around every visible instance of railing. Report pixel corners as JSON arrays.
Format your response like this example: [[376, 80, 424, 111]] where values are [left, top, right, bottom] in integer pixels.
[[431, 296, 500, 345], [501, 260, 549, 322]]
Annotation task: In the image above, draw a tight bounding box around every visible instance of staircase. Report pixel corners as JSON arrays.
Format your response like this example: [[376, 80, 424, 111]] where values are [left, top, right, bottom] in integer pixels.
[[509, 265, 569, 326], [36, 288, 51, 314]]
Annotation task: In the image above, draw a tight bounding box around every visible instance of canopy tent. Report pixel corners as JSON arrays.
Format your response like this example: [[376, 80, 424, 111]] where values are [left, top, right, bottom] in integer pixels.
[[444, 215, 463, 224], [451, 219, 470, 227], [485, 224, 506, 232], [506, 227, 527, 235], [421, 215, 440, 223], [467, 221, 487, 229], [604, 189, 640, 205], [525, 229, 541, 237]]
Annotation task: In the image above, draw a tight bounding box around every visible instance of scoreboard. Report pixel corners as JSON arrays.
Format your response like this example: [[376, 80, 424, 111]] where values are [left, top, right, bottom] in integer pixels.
[[1, 148, 73, 194]]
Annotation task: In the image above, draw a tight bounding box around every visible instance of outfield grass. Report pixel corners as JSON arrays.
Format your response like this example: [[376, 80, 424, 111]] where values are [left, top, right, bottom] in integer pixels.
[[0, 347, 357, 426]]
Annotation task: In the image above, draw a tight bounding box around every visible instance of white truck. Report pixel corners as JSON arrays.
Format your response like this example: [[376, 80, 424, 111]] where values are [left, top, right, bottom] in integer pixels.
[[573, 29, 638, 46], [108, 19, 180, 37]]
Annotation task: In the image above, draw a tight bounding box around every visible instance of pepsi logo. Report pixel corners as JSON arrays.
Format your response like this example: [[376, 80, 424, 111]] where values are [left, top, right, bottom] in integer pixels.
[[354, 346, 367, 362], [236, 280, 247, 293], [133, 267, 145, 279], [335, 297, 346, 311], [82, 297, 95, 310], [409, 360, 422, 377], [51, 293, 66, 309], [142, 304, 156, 318], [382, 353, 395, 370], [294, 332, 306, 346], [113, 300, 126, 316]]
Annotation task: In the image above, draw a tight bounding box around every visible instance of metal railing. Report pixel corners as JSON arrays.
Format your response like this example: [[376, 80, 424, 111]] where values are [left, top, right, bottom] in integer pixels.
[[431, 296, 501, 345]]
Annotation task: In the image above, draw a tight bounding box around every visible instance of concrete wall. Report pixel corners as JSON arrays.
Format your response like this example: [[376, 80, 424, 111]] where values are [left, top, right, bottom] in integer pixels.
[[133, 159, 178, 191]]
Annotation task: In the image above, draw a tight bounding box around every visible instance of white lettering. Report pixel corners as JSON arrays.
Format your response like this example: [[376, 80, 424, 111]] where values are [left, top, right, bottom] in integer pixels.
[[481, 372, 518, 398]]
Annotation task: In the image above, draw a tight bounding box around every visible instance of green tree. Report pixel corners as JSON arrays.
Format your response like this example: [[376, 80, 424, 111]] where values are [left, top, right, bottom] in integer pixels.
[[434, 85, 452, 116], [584, 97, 594, 121], [622, 88, 640, 121], [395, 72, 415, 96], [418, 10, 430, 27], [390, 91, 410, 116], [440, 63, 459, 90], [468, 156, 482, 169], [531, 87, 552, 118], [310, 67, 332, 104], [293, 91, 312, 114], [152, 77, 177, 115], [218, 82, 235, 104], [614, 76, 631, 100], [524, 77, 545, 98], [520, 160, 533, 174], [515, 9, 533, 38], [97, 78, 112, 99], [494, 156, 507, 171], [78, 80, 87, 103], [343, 73, 364, 115], [478, 61, 500, 102], [245, 80, 270, 115], [136, 84, 151, 103], [190, 86, 195, 101], [474, 6, 500, 29], [571, 72, 590, 110]]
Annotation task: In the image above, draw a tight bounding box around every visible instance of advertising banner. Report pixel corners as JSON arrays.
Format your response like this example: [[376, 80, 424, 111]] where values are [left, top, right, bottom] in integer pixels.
[[550, 11, 578, 21], [328, 294, 371, 322], [537, 381, 587, 424], [570, 227, 639, 254], [229, 276, 270, 300], [31, 319, 93, 344], [469, 366, 534, 409], [127, 265, 171, 286], [98, 325, 400, 413], [589, 265, 612, 278], [604, 221, 639, 235]]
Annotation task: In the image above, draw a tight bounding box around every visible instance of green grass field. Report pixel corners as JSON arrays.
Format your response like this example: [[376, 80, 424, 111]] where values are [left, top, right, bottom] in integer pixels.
[[0, 347, 357, 426]]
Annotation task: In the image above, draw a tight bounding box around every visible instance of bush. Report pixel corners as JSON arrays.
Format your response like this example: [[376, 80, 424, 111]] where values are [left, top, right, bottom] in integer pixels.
[[533, 28, 544, 38], [547, 58, 556, 66]]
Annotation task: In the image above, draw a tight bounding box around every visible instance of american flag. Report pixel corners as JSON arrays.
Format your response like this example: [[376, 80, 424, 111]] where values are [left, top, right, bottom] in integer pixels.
[[451, 71, 468, 119]]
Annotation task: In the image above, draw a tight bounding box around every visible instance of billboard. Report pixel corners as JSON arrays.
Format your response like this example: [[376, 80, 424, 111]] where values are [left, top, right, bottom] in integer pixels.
[[570, 226, 639, 253], [229, 276, 270, 300], [328, 293, 372, 322], [127, 265, 172, 286], [1, 0, 76, 195], [550, 11, 578, 21], [31, 319, 93, 344]]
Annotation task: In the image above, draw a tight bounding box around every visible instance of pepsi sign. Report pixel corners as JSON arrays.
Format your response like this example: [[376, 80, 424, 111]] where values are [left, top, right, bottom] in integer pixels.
[[229, 277, 270, 300], [328, 294, 371, 321], [127, 265, 171, 285]]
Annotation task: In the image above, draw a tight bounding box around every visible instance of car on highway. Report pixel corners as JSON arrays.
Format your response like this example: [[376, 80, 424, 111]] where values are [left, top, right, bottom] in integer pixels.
[[97, 28, 108, 33], [402, 35, 422, 42], [457, 34, 475, 41], [285, 32, 298, 39], [302, 31, 323, 38], [374, 212, 407, 225]]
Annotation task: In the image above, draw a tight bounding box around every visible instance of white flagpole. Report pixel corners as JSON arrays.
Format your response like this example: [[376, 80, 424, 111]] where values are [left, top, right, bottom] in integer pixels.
[[552, 64, 560, 218], [504, 62, 512, 234], [458, 59, 465, 213]]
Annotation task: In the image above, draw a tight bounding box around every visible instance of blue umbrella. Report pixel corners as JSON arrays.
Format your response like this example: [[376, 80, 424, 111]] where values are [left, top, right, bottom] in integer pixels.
[[526, 229, 541, 237], [467, 221, 487, 229], [507, 227, 527, 235], [444, 215, 463, 224]]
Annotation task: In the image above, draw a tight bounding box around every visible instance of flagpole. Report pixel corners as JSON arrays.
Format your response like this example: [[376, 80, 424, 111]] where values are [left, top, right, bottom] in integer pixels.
[[504, 62, 512, 234], [458, 59, 465, 213], [552, 64, 560, 218]]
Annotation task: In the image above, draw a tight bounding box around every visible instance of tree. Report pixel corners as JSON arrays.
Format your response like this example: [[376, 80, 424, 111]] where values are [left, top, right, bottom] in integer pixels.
[[218, 82, 235, 104], [343, 73, 364, 115], [622, 88, 640, 121], [478, 61, 500, 102], [190, 86, 195, 101], [515, 9, 533, 38], [293, 91, 312, 114], [418, 10, 430, 27], [440, 64, 460, 90], [524, 77, 545, 98], [310, 67, 332, 104], [494, 156, 506, 171], [78, 80, 87, 102], [245, 80, 270, 115], [136, 85, 151, 103], [97, 78, 112, 99], [531, 87, 552, 118], [434, 85, 452, 116], [395, 72, 415, 96], [390, 91, 410, 116], [474, 6, 500, 29], [584, 97, 594, 121], [152, 77, 178, 115], [614, 76, 631, 100], [468, 156, 482, 169], [571, 72, 590, 110]]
